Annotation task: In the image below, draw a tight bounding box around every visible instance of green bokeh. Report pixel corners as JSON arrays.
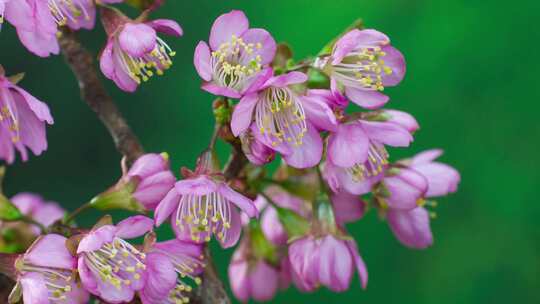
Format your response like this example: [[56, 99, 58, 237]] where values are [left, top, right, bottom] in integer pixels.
[[1, 0, 539, 303]]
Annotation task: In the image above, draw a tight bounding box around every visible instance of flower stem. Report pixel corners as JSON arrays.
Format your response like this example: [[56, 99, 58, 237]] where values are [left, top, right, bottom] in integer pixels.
[[63, 202, 92, 225]]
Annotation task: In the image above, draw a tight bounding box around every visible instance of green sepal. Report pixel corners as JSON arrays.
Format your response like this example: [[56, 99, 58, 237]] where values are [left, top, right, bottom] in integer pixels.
[[0, 195, 22, 221], [307, 68, 330, 89], [89, 181, 144, 212], [213, 101, 232, 125], [276, 206, 310, 240], [249, 221, 278, 264]]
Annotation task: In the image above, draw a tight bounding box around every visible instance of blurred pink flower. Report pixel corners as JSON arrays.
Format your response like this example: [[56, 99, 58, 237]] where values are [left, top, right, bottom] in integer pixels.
[[10, 192, 65, 233]]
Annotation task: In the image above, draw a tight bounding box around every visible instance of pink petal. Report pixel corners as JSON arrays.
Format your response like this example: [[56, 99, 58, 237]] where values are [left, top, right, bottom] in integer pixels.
[[360, 120, 413, 147], [140, 253, 177, 303], [327, 123, 369, 168], [355, 29, 390, 47], [283, 124, 323, 169], [100, 41, 115, 80], [193, 41, 212, 81], [387, 207, 433, 249], [115, 215, 154, 239], [250, 261, 279, 301], [301, 95, 338, 132], [201, 82, 242, 98], [154, 188, 180, 226], [318, 236, 353, 292], [78, 257, 98, 294], [345, 87, 389, 109], [228, 260, 249, 302], [218, 184, 257, 217], [152, 239, 204, 262], [77, 225, 116, 254], [262, 71, 308, 89], [383, 109, 419, 133], [209, 10, 249, 50], [16, 28, 59, 58], [331, 191, 366, 226], [147, 19, 183, 36], [218, 206, 242, 248], [384, 168, 428, 210], [10, 84, 53, 124], [381, 45, 406, 87], [239, 28, 277, 66], [332, 29, 363, 64], [20, 272, 49, 304], [261, 206, 288, 245], [133, 171, 176, 210], [346, 240, 368, 289], [412, 162, 460, 197], [175, 176, 218, 196], [119, 23, 157, 58], [231, 93, 258, 136], [128, 153, 168, 179], [25, 234, 74, 270], [411, 149, 444, 165]]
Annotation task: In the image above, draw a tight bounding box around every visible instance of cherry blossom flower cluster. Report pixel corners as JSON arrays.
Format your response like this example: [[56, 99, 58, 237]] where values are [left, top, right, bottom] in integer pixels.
[[0, 2, 460, 304]]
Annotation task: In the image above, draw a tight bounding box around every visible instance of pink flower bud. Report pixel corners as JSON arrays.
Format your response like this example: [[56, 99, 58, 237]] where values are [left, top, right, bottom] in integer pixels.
[[288, 235, 368, 293]]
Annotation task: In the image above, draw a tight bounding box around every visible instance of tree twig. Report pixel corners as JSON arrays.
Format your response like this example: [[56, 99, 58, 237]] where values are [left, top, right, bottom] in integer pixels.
[[58, 28, 144, 166]]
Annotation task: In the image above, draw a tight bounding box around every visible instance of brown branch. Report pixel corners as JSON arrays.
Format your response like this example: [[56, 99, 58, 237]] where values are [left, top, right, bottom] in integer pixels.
[[58, 28, 144, 165]]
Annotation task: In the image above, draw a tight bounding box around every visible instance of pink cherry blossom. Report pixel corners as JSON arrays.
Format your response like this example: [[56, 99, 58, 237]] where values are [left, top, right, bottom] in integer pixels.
[[100, 8, 183, 92], [323, 119, 413, 195], [14, 234, 89, 303], [140, 239, 204, 304], [154, 174, 258, 248], [194, 10, 276, 98], [231, 71, 337, 168], [0, 68, 53, 164], [315, 29, 406, 109], [77, 216, 153, 303]]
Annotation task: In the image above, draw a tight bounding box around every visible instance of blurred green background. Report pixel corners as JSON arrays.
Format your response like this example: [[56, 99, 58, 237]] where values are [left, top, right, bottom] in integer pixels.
[[1, 0, 539, 303]]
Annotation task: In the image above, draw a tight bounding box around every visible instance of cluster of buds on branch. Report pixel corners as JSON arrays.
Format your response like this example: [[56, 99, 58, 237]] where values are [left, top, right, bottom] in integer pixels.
[[0, 1, 460, 303]]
